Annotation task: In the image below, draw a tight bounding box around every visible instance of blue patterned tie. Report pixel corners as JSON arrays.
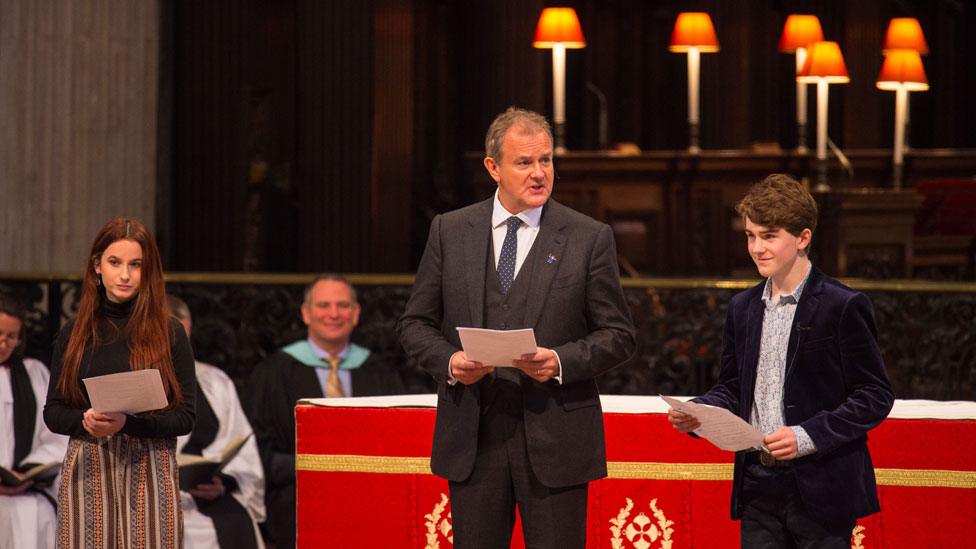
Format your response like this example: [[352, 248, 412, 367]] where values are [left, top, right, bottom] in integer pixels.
[[497, 216, 521, 294]]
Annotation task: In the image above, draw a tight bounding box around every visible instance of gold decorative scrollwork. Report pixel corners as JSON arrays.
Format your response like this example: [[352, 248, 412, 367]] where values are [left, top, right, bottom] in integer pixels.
[[424, 493, 453, 548], [609, 497, 674, 549]]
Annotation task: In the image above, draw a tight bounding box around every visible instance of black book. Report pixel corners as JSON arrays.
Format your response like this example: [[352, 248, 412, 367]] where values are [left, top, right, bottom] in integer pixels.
[[176, 434, 250, 492], [0, 462, 60, 487]]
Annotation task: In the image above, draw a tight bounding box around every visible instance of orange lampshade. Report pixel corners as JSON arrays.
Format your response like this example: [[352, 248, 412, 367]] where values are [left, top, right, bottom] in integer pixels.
[[882, 18, 929, 54], [669, 12, 720, 52], [533, 7, 586, 49], [876, 49, 929, 91], [778, 14, 824, 52], [797, 41, 850, 83]]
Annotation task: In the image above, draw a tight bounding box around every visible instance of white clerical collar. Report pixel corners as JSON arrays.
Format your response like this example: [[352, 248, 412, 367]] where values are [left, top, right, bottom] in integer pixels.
[[492, 189, 543, 229]]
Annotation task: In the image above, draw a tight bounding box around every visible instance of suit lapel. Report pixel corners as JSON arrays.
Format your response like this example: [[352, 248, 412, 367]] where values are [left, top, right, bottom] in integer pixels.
[[524, 202, 568, 329], [785, 268, 823, 382], [463, 199, 492, 328]]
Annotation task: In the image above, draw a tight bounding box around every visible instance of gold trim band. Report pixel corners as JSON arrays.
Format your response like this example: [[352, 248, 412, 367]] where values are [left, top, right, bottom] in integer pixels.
[[297, 453, 432, 475], [607, 461, 733, 480], [874, 467, 976, 489], [296, 454, 976, 489]]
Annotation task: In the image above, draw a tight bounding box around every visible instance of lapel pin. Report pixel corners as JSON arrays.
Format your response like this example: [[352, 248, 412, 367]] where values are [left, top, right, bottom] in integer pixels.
[[546, 253, 558, 264]]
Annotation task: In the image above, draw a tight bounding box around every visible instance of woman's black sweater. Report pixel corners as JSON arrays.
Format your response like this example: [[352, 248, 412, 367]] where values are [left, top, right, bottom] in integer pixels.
[[43, 296, 196, 438]]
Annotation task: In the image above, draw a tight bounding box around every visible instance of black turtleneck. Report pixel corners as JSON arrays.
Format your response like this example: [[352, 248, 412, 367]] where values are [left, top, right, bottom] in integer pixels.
[[43, 294, 196, 439]]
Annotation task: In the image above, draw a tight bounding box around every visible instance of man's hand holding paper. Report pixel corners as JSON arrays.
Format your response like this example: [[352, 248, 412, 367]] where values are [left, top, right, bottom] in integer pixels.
[[449, 351, 494, 386], [512, 347, 559, 383], [456, 327, 537, 367]]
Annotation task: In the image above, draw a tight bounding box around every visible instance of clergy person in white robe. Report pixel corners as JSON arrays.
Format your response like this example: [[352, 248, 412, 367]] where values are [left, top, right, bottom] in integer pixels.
[[177, 361, 266, 549], [1, 295, 69, 549], [171, 296, 266, 549]]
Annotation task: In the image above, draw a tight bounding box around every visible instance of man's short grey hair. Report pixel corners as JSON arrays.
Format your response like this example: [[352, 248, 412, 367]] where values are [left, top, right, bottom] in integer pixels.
[[167, 294, 191, 322], [484, 107, 553, 163], [303, 273, 358, 305]]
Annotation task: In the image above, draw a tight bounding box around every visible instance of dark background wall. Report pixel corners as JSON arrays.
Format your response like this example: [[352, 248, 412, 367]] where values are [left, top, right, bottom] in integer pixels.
[[156, 0, 976, 273], [4, 275, 973, 400]]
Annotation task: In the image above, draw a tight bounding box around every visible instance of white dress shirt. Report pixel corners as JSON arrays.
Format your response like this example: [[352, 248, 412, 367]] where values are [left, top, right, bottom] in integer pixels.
[[491, 190, 543, 277]]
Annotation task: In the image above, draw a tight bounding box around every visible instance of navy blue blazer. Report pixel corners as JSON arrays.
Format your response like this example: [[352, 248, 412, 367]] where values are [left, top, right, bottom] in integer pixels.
[[695, 266, 894, 527]]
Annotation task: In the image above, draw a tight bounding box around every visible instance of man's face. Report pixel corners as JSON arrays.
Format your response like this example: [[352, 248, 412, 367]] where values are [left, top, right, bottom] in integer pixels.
[[301, 280, 361, 350], [744, 217, 811, 279], [484, 126, 554, 213]]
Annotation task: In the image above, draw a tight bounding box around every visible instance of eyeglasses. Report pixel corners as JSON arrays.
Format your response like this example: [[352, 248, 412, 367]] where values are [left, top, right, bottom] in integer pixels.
[[0, 333, 20, 345]]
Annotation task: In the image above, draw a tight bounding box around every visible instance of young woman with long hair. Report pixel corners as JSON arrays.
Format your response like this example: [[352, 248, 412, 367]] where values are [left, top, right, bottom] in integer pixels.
[[44, 218, 196, 548]]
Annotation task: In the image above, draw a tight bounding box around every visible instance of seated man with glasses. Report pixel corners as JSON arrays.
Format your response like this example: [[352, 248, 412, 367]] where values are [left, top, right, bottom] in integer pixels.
[[0, 294, 68, 549]]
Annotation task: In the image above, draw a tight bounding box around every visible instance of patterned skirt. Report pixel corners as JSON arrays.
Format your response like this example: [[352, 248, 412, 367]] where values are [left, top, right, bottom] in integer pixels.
[[56, 435, 183, 549]]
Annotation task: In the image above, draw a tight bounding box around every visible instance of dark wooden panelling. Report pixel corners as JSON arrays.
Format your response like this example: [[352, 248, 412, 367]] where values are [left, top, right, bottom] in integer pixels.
[[372, 0, 414, 272], [171, 0, 248, 270], [294, 0, 373, 272], [241, 0, 299, 272], [411, 1, 466, 267], [841, 1, 885, 149], [464, 149, 976, 277], [526, 0, 976, 155], [458, 0, 546, 156], [160, 0, 976, 274]]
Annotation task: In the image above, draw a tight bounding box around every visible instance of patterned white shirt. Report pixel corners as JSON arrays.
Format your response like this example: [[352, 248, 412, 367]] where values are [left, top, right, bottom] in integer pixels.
[[750, 264, 817, 457]]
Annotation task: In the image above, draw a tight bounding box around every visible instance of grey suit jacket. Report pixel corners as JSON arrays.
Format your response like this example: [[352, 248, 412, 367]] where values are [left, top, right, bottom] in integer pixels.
[[398, 197, 636, 487]]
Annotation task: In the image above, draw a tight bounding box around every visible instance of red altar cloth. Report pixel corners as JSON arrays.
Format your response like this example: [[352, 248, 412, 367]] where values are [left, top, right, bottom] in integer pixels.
[[296, 400, 976, 548]]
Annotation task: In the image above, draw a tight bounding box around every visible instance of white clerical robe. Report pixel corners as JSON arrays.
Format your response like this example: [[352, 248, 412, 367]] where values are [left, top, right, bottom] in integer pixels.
[[0, 358, 69, 549], [177, 361, 266, 549]]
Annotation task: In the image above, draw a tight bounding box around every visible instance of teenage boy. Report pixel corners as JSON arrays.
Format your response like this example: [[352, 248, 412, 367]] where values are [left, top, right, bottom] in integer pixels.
[[668, 174, 894, 547]]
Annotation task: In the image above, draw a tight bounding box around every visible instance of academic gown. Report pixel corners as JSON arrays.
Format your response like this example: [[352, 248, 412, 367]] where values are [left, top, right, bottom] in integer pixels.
[[0, 358, 69, 549], [247, 341, 405, 548], [177, 362, 266, 549]]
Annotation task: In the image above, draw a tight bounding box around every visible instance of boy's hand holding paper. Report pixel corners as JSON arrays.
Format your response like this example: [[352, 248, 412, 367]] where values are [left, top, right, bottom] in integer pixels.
[[662, 395, 765, 452]]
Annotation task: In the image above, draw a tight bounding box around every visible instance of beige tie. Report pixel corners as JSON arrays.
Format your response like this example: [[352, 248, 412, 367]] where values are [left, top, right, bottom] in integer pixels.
[[325, 356, 345, 398]]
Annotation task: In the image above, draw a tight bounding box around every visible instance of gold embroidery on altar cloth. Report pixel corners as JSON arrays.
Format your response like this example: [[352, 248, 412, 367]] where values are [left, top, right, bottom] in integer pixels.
[[851, 525, 866, 548], [609, 498, 674, 549], [423, 493, 452, 549]]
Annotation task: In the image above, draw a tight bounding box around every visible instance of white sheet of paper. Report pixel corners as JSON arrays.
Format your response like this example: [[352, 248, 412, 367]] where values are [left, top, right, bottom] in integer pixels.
[[662, 395, 765, 452], [456, 327, 537, 367], [82, 369, 169, 414]]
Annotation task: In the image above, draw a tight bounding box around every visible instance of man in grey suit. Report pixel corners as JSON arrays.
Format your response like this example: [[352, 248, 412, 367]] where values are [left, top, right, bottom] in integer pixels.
[[398, 107, 636, 548]]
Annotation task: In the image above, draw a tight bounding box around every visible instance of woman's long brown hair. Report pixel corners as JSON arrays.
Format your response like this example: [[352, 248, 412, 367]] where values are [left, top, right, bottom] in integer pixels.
[[57, 218, 183, 410]]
